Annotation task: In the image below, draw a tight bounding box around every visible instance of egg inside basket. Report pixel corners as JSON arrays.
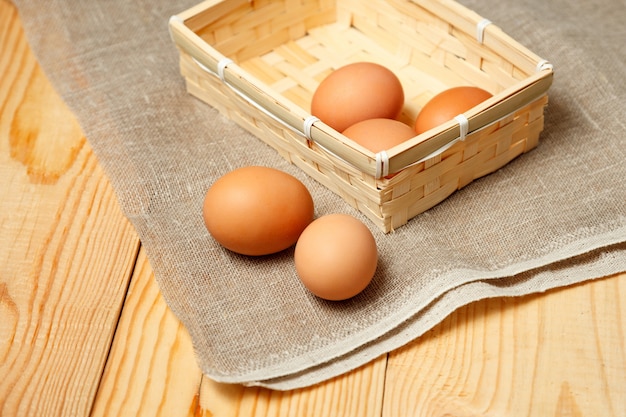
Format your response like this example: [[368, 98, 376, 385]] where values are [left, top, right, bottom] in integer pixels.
[[169, 0, 553, 233]]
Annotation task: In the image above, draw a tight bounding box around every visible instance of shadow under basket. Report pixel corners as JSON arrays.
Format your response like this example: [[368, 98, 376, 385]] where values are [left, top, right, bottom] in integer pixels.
[[169, 0, 554, 233]]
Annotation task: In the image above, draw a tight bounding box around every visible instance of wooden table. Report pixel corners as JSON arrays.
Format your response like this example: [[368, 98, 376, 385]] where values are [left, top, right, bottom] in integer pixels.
[[1, 2, 625, 415]]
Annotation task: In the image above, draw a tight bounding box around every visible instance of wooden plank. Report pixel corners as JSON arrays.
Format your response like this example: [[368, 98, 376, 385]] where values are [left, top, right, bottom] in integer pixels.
[[91, 248, 203, 417], [3, 2, 626, 417], [382, 273, 626, 417], [0, 2, 140, 416], [197, 354, 387, 417], [93, 246, 387, 417]]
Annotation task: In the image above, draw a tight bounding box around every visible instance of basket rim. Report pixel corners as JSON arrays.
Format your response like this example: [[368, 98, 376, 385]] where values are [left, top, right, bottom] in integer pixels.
[[168, 0, 554, 178]]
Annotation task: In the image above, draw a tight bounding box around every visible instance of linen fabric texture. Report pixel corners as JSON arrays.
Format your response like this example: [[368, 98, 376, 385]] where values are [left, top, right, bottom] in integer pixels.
[[13, 0, 626, 389]]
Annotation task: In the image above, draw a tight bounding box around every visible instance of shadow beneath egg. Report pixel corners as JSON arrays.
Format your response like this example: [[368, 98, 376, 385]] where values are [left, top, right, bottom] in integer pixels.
[[203, 231, 392, 313], [305, 254, 392, 313], [221, 244, 297, 266]]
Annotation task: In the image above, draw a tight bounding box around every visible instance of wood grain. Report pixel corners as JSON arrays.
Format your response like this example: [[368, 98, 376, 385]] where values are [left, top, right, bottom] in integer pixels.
[[0, 2, 140, 416], [90, 248, 202, 417], [383, 276, 626, 417], [1, 2, 626, 417], [92, 246, 387, 417], [196, 354, 386, 417]]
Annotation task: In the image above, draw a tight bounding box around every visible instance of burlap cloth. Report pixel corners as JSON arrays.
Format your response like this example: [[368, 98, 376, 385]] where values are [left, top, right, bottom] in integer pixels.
[[13, 0, 626, 389]]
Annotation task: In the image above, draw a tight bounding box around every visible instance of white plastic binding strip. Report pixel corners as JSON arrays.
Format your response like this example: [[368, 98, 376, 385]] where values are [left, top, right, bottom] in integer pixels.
[[190, 56, 304, 140], [191, 57, 214, 75], [168, 15, 182, 41], [412, 114, 466, 168], [375, 151, 390, 178], [536, 59, 553, 72], [189, 55, 540, 179], [303, 116, 319, 140], [454, 114, 469, 141], [168, 14, 183, 24], [217, 58, 234, 82], [411, 115, 469, 165], [189, 56, 379, 177], [476, 18, 492, 44]]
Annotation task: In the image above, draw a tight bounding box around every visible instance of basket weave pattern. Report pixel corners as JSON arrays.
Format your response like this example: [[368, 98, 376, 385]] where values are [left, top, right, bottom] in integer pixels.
[[170, 0, 553, 232]]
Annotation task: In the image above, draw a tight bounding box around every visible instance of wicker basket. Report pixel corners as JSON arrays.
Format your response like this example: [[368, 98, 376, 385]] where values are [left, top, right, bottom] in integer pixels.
[[169, 0, 553, 233]]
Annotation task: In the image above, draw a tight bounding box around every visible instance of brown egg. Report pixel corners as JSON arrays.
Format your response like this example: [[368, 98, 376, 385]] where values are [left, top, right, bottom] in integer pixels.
[[414, 86, 493, 134], [202, 166, 314, 256], [294, 214, 378, 301], [311, 62, 405, 133], [342, 118, 416, 152]]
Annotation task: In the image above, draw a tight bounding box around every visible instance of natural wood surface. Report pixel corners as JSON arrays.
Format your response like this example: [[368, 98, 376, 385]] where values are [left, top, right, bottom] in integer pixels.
[[0, 3, 141, 416], [1, 2, 624, 416]]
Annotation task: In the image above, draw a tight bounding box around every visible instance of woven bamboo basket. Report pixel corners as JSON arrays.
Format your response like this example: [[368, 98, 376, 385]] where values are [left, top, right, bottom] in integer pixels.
[[169, 0, 554, 233]]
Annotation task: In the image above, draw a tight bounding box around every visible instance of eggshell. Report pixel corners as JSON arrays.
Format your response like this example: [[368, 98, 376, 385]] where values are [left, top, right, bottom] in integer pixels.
[[202, 166, 314, 256], [414, 86, 493, 134], [311, 62, 405, 133], [342, 118, 416, 152], [294, 214, 378, 301]]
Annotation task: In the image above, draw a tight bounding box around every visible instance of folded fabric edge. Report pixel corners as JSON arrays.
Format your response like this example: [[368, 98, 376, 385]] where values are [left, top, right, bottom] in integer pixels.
[[250, 242, 626, 390], [173, 227, 626, 386]]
